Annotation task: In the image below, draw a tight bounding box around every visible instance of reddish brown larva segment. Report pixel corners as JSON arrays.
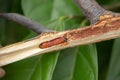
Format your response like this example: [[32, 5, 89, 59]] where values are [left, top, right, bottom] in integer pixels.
[[39, 37, 67, 49]]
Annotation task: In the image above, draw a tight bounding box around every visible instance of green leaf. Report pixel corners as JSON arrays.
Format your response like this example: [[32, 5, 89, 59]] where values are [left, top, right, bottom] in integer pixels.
[[72, 45, 98, 80], [21, 0, 54, 24], [53, 45, 97, 80], [0, 0, 8, 45], [22, 0, 97, 80], [52, 47, 78, 80], [20, 0, 81, 79], [2, 0, 97, 80], [96, 0, 120, 80], [21, 0, 80, 27], [106, 38, 120, 80], [0, 0, 29, 46], [96, 40, 113, 80]]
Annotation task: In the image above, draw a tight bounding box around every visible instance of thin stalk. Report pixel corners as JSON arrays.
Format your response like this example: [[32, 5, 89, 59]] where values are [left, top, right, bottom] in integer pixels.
[[0, 13, 53, 34], [74, 0, 120, 24]]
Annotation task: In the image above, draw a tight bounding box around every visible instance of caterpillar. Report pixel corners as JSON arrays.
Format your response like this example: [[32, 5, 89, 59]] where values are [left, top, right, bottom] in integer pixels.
[[39, 37, 67, 49]]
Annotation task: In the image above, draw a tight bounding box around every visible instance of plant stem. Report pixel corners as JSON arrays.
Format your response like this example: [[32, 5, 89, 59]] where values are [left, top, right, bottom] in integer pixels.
[[74, 0, 106, 23], [0, 13, 53, 34]]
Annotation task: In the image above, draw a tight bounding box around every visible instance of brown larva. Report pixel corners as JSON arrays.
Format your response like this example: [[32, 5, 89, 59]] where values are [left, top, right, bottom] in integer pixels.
[[39, 37, 67, 49]]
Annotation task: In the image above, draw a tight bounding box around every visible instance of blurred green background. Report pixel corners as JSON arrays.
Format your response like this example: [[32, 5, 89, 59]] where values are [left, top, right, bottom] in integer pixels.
[[0, 0, 120, 80]]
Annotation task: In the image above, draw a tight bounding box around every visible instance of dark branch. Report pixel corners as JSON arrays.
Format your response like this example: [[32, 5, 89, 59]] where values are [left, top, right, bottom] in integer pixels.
[[74, 0, 120, 24], [74, 0, 106, 24], [0, 13, 53, 34]]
